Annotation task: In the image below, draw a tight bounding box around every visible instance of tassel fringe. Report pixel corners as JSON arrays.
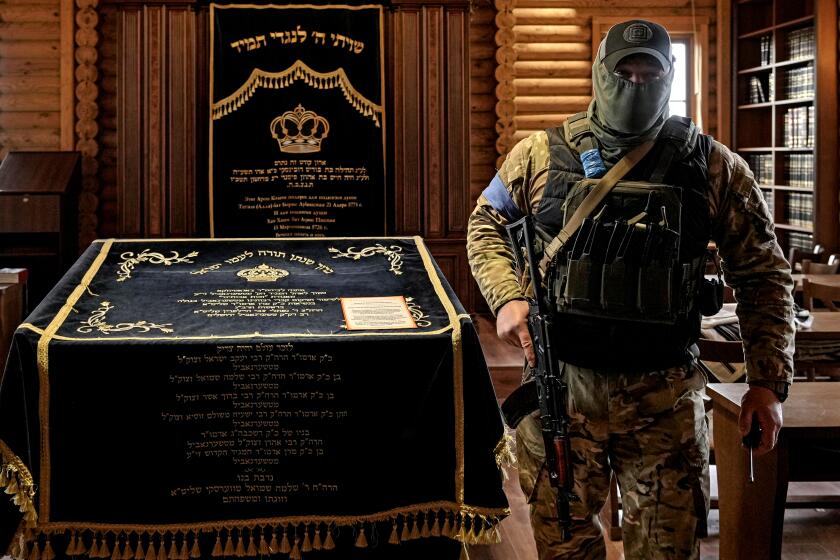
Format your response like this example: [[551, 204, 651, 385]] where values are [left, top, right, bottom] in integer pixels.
[[354, 526, 368, 548], [312, 525, 322, 550], [494, 432, 517, 480], [289, 537, 300, 560], [400, 516, 410, 542], [388, 520, 399, 545], [11, 507, 507, 558], [0, 440, 38, 529], [322, 527, 335, 550]]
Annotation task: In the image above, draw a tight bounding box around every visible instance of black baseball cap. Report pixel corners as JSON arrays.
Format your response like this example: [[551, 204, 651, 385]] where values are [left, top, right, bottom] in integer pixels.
[[598, 20, 672, 73]]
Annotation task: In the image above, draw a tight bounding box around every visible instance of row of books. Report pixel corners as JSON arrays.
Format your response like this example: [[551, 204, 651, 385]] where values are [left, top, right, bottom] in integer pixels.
[[759, 34, 773, 66], [786, 27, 815, 61], [785, 154, 814, 189], [787, 231, 814, 252], [783, 106, 815, 148], [747, 75, 774, 103], [783, 64, 814, 100], [746, 154, 773, 184], [784, 192, 813, 228], [762, 189, 774, 216]]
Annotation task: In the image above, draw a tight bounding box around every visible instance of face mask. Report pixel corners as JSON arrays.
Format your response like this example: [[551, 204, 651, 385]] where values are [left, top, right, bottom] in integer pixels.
[[592, 60, 673, 134]]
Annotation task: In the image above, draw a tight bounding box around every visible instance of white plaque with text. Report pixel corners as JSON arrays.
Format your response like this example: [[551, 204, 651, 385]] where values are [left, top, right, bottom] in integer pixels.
[[340, 296, 417, 330]]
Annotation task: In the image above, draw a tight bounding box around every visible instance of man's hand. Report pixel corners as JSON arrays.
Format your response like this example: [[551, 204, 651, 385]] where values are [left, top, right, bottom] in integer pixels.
[[739, 385, 784, 457], [496, 299, 535, 367]]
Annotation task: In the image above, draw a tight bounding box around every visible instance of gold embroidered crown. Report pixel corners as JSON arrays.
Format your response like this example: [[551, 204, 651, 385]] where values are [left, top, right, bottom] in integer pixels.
[[270, 104, 330, 153], [236, 264, 289, 282]]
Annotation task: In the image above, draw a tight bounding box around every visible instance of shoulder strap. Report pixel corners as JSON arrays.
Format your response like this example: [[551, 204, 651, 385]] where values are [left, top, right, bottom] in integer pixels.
[[538, 139, 656, 277], [562, 112, 597, 153], [650, 116, 698, 183]]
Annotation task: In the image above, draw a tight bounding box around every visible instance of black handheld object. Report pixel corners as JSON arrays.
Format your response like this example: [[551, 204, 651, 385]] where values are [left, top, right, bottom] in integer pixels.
[[506, 216, 579, 542], [742, 415, 761, 483], [742, 415, 762, 448]]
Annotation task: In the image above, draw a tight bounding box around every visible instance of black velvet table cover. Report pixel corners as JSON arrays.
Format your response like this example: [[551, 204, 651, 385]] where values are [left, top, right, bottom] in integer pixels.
[[0, 237, 510, 559]]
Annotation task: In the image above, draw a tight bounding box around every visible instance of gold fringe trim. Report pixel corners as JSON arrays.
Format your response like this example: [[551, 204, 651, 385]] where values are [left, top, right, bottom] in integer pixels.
[[211, 60, 383, 127], [322, 526, 335, 550], [267, 529, 279, 554], [354, 526, 367, 548], [421, 514, 431, 538], [245, 530, 256, 557], [15, 505, 509, 558], [494, 432, 517, 481], [301, 529, 311, 553], [311, 524, 322, 551], [388, 520, 399, 545], [431, 511, 442, 537], [400, 516, 410, 542], [0, 440, 38, 527]]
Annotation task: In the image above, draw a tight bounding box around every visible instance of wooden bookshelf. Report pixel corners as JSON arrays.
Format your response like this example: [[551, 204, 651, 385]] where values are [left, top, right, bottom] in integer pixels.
[[731, 0, 838, 254]]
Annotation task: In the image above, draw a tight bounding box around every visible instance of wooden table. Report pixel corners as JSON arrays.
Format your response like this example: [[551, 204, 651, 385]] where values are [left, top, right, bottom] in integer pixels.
[[796, 310, 840, 341], [708, 383, 840, 560]]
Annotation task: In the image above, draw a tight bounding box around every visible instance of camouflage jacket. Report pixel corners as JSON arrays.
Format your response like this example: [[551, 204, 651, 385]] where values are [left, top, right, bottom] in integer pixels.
[[467, 131, 795, 386]]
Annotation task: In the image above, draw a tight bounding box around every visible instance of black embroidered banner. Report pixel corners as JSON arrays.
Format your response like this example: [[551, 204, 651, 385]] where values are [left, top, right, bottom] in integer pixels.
[[0, 238, 510, 559], [210, 4, 386, 238]]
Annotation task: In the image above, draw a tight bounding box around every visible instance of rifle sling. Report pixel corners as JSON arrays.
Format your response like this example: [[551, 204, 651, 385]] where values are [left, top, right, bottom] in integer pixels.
[[538, 140, 655, 277]]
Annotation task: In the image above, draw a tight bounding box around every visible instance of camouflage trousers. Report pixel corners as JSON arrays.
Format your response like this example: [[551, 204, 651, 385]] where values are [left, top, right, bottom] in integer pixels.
[[515, 363, 710, 560]]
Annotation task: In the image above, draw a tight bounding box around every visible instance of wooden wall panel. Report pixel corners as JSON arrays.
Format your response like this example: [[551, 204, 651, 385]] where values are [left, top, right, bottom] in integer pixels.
[[446, 8, 469, 236], [166, 8, 196, 236], [115, 6, 140, 236], [389, 2, 474, 305], [0, 0, 62, 159], [467, 4, 497, 312], [99, 2, 198, 239], [391, 8, 423, 234], [469, 2, 497, 211], [423, 6, 445, 237], [143, 6, 164, 237], [75, 0, 100, 246], [95, 5, 116, 235]]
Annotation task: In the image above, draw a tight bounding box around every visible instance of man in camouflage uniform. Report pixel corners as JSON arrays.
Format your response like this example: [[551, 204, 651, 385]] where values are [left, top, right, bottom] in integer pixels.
[[467, 20, 795, 560]]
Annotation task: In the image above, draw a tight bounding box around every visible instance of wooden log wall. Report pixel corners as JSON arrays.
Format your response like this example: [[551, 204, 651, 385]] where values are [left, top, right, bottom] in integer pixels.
[[493, 0, 719, 166], [0, 0, 69, 158]]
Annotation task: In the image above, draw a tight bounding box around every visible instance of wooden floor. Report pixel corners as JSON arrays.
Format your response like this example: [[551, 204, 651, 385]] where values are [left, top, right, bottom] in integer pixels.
[[471, 314, 840, 560], [467, 462, 840, 560]]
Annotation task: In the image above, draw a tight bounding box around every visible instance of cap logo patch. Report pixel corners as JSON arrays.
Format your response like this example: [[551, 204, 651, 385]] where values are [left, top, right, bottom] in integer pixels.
[[623, 23, 653, 44]]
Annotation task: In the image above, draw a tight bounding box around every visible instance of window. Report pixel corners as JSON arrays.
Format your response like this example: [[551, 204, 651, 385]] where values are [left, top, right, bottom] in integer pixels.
[[669, 39, 691, 119]]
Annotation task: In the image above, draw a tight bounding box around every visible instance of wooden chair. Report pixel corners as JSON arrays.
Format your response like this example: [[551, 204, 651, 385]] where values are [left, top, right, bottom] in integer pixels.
[[797, 279, 840, 381], [802, 278, 840, 311], [790, 246, 825, 272], [697, 338, 745, 366], [801, 259, 840, 275]]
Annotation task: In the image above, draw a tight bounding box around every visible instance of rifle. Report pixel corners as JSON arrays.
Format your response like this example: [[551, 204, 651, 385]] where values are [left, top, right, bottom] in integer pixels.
[[506, 215, 578, 541]]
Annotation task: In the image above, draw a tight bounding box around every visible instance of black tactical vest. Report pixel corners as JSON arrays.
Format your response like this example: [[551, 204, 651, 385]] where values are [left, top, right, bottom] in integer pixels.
[[534, 115, 714, 371]]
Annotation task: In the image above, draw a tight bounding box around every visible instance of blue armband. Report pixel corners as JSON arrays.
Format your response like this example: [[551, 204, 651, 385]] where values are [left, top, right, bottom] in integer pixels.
[[482, 174, 524, 222]]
